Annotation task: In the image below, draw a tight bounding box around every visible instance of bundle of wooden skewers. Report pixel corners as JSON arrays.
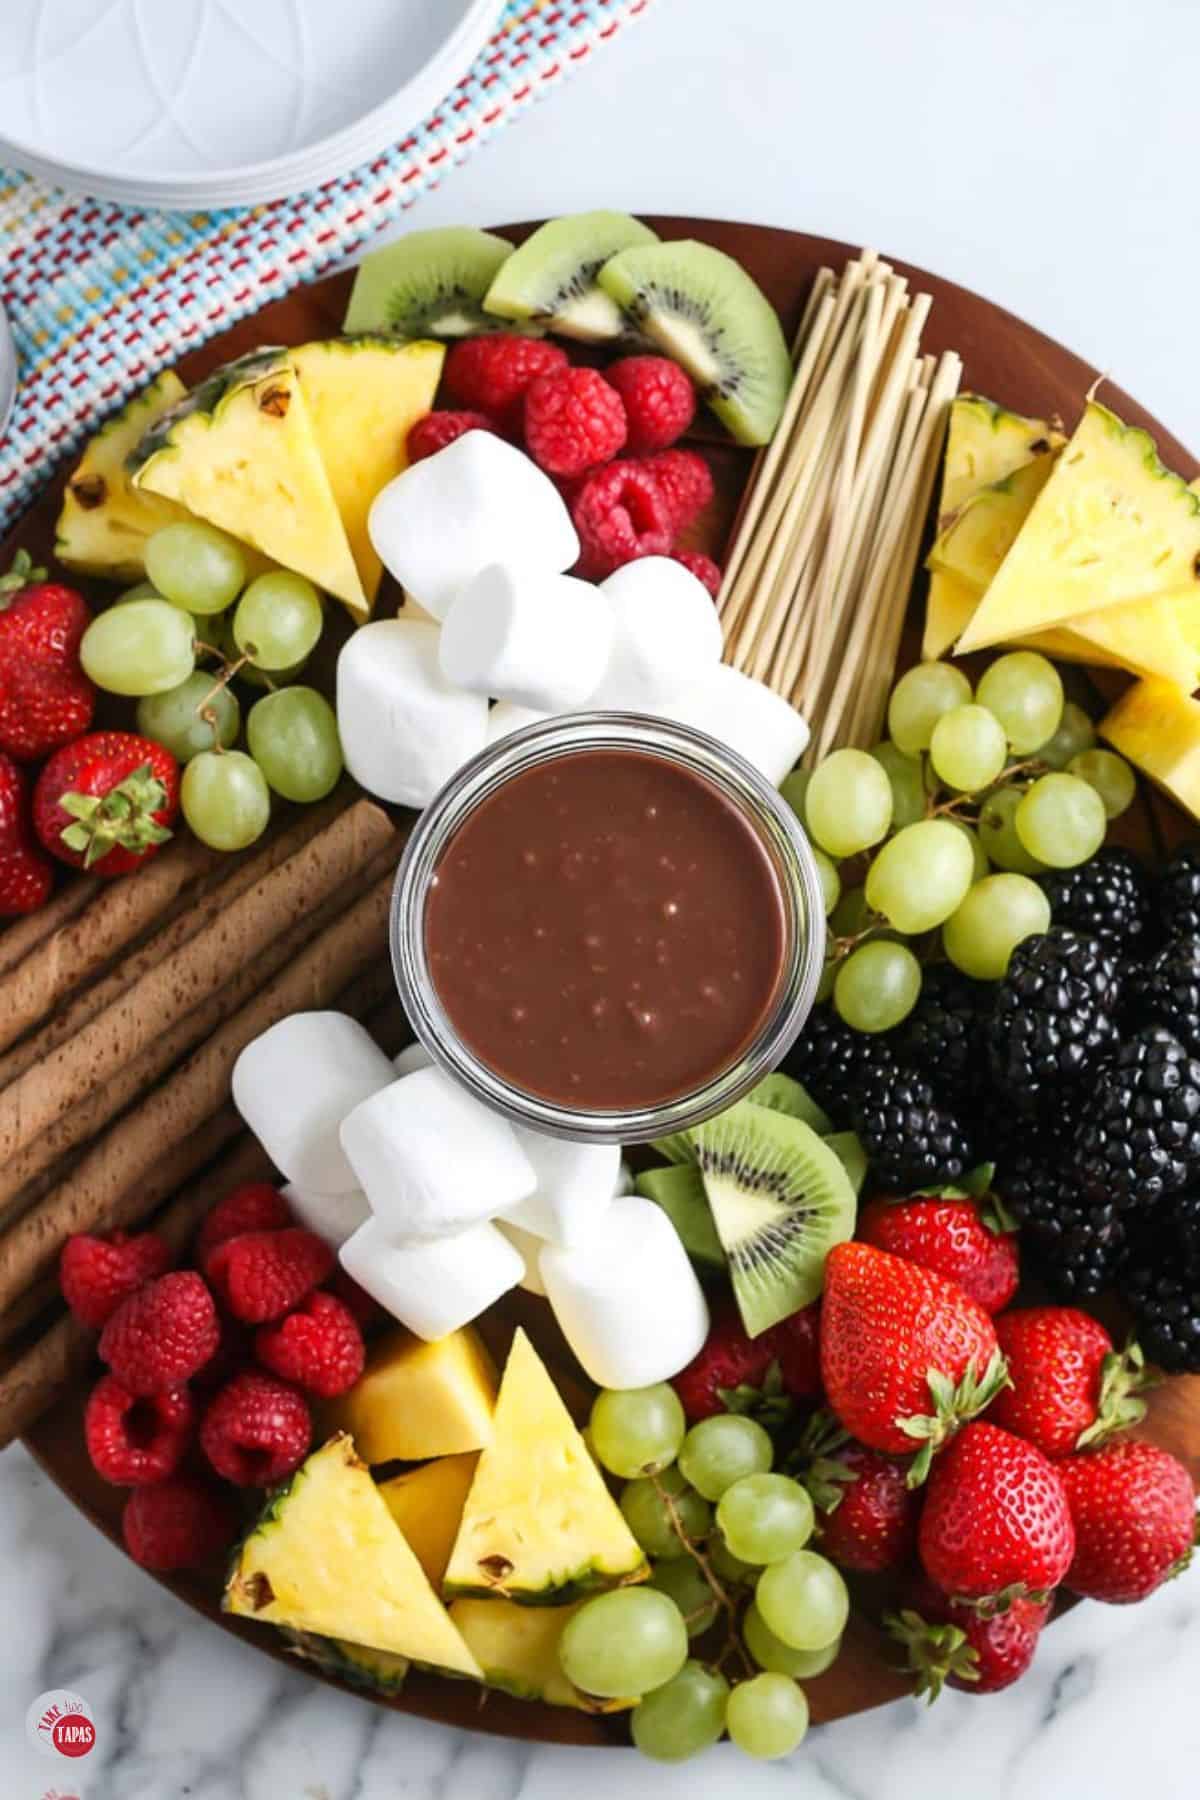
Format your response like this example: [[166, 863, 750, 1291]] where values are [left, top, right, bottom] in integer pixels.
[[719, 250, 962, 759]]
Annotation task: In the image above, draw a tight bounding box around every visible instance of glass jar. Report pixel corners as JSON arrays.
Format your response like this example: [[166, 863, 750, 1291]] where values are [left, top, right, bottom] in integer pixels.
[[391, 712, 826, 1144]]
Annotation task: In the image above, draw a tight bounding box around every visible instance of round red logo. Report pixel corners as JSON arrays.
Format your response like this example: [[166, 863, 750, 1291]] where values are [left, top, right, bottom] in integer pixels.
[[50, 1714, 95, 1758], [25, 1690, 96, 1763]]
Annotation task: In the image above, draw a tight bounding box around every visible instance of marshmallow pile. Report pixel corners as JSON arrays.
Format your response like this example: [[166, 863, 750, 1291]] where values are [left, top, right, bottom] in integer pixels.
[[336, 430, 810, 808], [231, 1012, 709, 1388]]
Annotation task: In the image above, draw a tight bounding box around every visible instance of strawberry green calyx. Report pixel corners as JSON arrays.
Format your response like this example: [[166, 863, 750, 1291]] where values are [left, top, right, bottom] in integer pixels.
[[1075, 1338, 1155, 1451], [981, 1190, 1017, 1236], [884, 1608, 980, 1703], [716, 1359, 796, 1431], [956, 1580, 1050, 1620], [898, 1349, 1012, 1488], [790, 1408, 856, 1513], [58, 763, 173, 869], [0, 548, 47, 600]]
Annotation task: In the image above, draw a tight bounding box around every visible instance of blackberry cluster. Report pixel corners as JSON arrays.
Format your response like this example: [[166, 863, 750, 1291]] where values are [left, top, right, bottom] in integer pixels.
[[1158, 844, 1200, 939], [785, 1005, 898, 1127], [1137, 934, 1200, 1056], [1121, 1193, 1200, 1372], [894, 963, 990, 1111], [1038, 847, 1154, 946], [997, 1143, 1126, 1299], [984, 928, 1122, 1114], [1073, 1026, 1200, 1208], [851, 1064, 976, 1192]]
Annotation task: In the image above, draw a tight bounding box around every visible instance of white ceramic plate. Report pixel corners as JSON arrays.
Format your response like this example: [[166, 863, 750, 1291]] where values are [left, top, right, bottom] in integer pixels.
[[0, 0, 505, 208]]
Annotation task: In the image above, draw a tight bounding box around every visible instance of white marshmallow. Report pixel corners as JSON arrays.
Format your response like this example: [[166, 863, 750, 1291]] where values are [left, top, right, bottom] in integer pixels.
[[339, 1067, 536, 1242], [282, 1181, 370, 1250], [501, 1129, 620, 1248], [368, 432, 580, 621], [614, 1160, 634, 1197], [440, 563, 613, 711], [496, 1220, 548, 1296], [539, 1196, 709, 1387], [486, 700, 550, 745], [590, 557, 722, 708], [340, 1216, 522, 1341], [392, 1041, 434, 1077], [336, 618, 488, 809], [656, 663, 810, 785], [232, 1012, 394, 1195]]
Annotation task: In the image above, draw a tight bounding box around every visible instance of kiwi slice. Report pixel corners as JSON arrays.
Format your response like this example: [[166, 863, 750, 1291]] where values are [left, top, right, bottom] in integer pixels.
[[747, 1072, 832, 1136], [823, 1131, 868, 1196], [597, 239, 791, 445], [343, 227, 515, 339], [686, 1101, 856, 1336], [635, 1166, 726, 1270], [482, 210, 658, 342]]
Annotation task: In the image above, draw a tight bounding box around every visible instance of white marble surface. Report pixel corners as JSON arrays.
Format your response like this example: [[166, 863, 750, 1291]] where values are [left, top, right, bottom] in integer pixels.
[[5, 0, 1200, 1792]]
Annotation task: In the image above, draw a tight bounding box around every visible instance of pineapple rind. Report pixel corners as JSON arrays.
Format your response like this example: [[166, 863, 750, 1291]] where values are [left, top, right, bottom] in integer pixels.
[[55, 370, 189, 578], [928, 452, 1059, 590]]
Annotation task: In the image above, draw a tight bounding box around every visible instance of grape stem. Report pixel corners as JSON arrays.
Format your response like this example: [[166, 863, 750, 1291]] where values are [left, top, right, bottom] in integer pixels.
[[650, 1472, 755, 1679], [925, 757, 1048, 821]]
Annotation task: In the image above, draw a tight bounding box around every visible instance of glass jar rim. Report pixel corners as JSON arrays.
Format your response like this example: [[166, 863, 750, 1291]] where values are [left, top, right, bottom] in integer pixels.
[[390, 710, 826, 1144]]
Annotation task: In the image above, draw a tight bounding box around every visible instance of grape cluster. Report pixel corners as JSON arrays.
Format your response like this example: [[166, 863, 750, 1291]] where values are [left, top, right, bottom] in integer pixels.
[[571, 1383, 847, 1763], [79, 522, 342, 852], [788, 652, 1137, 1031]]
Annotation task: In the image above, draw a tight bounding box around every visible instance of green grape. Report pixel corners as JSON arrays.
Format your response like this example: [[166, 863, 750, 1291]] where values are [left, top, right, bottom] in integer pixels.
[[949, 819, 990, 882], [804, 750, 893, 859], [864, 819, 975, 933], [929, 704, 1008, 792], [744, 1604, 841, 1678], [137, 672, 240, 763], [816, 941, 837, 1004], [589, 1385, 685, 1479], [831, 885, 876, 939], [716, 1474, 815, 1565], [620, 1467, 711, 1560], [834, 940, 921, 1033], [631, 1661, 729, 1762], [1034, 700, 1096, 770], [943, 874, 1052, 981], [977, 785, 1046, 875], [181, 750, 270, 852], [648, 1559, 720, 1637], [1016, 772, 1106, 868], [755, 1550, 849, 1651], [214, 610, 307, 688], [779, 768, 810, 821], [81, 599, 196, 697], [558, 1588, 688, 1699], [725, 1672, 810, 1760], [887, 662, 972, 756], [145, 520, 246, 616], [246, 687, 342, 803], [975, 651, 1064, 753], [233, 572, 324, 671], [1068, 748, 1137, 820], [709, 1534, 757, 1586], [870, 741, 926, 828], [116, 579, 162, 603], [678, 1414, 773, 1501], [813, 849, 840, 917]]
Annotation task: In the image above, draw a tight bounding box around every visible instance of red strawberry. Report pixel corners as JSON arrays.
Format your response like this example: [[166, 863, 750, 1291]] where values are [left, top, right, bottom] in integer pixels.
[[919, 1421, 1075, 1605], [195, 1182, 293, 1262], [887, 1574, 1050, 1698], [0, 551, 94, 761], [761, 1302, 822, 1401], [60, 1229, 171, 1330], [858, 1193, 1020, 1316], [820, 1242, 1008, 1481], [799, 1415, 920, 1573], [1057, 1440, 1197, 1604], [34, 731, 179, 876], [122, 1476, 236, 1571], [671, 1302, 776, 1421], [0, 753, 54, 915], [989, 1308, 1150, 1460]]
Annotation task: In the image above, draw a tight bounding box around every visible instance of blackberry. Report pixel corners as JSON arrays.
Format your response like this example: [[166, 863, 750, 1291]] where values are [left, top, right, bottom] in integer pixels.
[[996, 1144, 1126, 1298], [1138, 933, 1200, 1056], [985, 929, 1122, 1113], [1074, 1026, 1200, 1208], [1121, 1266, 1200, 1372], [1158, 844, 1200, 939], [894, 963, 989, 1108], [785, 1005, 898, 1127], [851, 1063, 975, 1191], [1037, 847, 1153, 946]]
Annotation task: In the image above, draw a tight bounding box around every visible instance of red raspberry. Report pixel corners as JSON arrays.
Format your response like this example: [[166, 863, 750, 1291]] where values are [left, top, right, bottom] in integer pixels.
[[330, 1267, 387, 1335], [443, 334, 568, 432], [407, 410, 498, 464], [200, 1369, 311, 1486], [122, 1476, 237, 1571], [195, 1182, 293, 1263], [647, 449, 715, 530], [59, 1229, 170, 1330], [606, 356, 696, 454], [523, 367, 627, 478], [204, 1227, 334, 1325], [255, 1291, 365, 1398], [99, 1271, 220, 1395], [571, 459, 675, 580], [85, 1373, 193, 1486], [671, 549, 722, 597], [193, 1310, 254, 1395]]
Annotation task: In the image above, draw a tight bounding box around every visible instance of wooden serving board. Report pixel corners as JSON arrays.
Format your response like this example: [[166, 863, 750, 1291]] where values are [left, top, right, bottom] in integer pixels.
[[6, 219, 1200, 1746]]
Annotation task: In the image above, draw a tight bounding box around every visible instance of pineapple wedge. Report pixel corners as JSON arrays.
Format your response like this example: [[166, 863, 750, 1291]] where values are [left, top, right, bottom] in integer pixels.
[[288, 1631, 410, 1695], [443, 1328, 649, 1604], [448, 1598, 636, 1712], [131, 349, 368, 618], [929, 451, 1060, 590], [957, 401, 1200, 651], [1100, 678, 1200, 821], [378, 1453, 479, 1591], [224, 1435, 481, 1678], [327, 1324, 497, 1464], [292, 338, 443, 605], [55, 371, 190, 579]]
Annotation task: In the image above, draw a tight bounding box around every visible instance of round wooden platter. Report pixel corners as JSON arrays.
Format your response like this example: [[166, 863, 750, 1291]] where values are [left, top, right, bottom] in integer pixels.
[[7, 219, 1200, 1747]]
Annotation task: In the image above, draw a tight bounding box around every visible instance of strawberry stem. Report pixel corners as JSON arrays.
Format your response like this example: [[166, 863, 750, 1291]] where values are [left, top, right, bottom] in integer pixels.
[[1075, 1337, 1156, 1451], [883, 1607, 981, 1703], [58, 763, 173, 869], [898, 1349, 1012, 1488], [0, 548, 46, 600]]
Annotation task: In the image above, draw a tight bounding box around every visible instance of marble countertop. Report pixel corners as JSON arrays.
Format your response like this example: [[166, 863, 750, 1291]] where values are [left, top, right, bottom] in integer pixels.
[[5, 0, 1200, 1792]]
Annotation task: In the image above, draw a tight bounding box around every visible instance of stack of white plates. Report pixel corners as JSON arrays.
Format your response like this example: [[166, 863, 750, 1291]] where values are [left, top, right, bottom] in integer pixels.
[[0, 0, 505, 209]]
